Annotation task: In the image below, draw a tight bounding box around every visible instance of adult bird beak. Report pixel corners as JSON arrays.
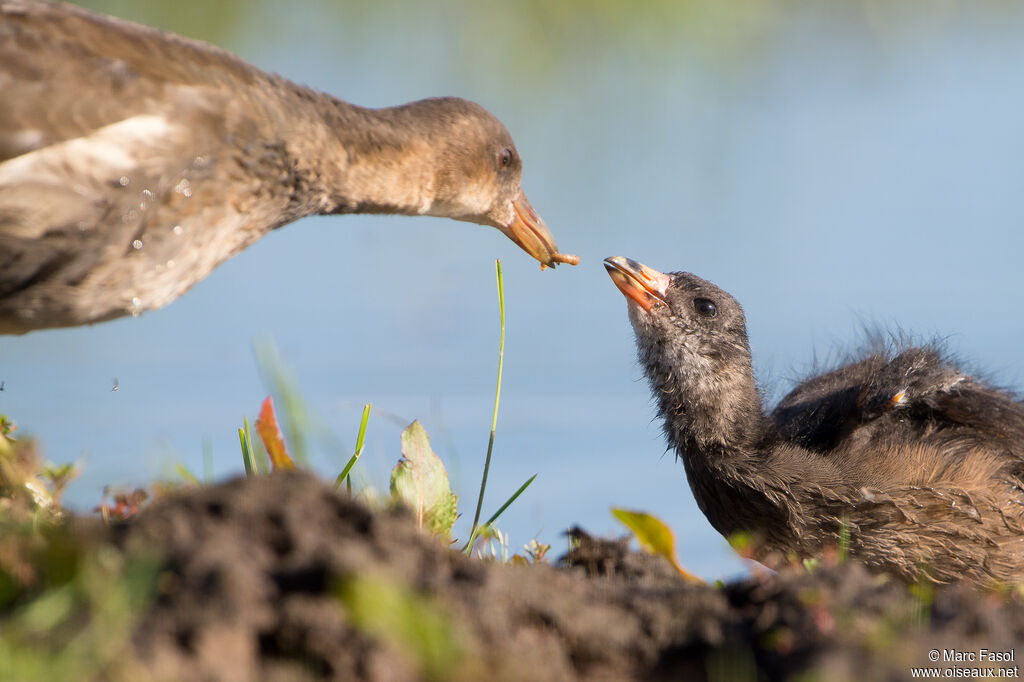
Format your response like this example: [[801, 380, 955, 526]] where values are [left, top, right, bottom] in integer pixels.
[[500, 192, 579, 269], [603, 256, 671, 312]]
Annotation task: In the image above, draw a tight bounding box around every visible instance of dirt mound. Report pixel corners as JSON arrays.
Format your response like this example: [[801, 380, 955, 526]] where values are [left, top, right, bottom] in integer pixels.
[[24, 473, 1024, 680]]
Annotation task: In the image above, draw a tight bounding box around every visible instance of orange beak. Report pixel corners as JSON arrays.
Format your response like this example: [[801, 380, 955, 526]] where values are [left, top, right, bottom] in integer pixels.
[[603, 256, 671, 312], [500, 192, 579, 269]]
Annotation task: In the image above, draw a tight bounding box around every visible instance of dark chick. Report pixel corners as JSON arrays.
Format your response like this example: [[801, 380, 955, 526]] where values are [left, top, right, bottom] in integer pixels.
[[605, 256, 1024, 585], [0, 1, 577, 334]]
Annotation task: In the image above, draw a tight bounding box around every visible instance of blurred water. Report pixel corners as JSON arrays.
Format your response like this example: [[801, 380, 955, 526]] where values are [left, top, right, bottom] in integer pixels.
[[2, 0, 1023, 580]]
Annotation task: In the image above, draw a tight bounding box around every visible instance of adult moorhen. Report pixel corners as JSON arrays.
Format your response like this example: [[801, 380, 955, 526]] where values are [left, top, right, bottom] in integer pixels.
[[0, 0, 577, 333], [605, 256, 1024, 585]]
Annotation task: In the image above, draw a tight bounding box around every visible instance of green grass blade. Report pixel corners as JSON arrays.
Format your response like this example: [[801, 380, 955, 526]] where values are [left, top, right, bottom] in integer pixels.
[[468, 259, 505, 546], [463, 473, 536, 555], [335, 403, 372, 491], [175, 463, 201, 485], [484, 473, 536, 528], [240, 417, 267, 475], [838, 514, 850, 563], [239, 425, 256, 477]]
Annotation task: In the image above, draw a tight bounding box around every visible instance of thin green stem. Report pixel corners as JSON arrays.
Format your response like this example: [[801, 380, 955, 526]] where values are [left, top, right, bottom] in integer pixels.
[[467, 260, 505, 550]]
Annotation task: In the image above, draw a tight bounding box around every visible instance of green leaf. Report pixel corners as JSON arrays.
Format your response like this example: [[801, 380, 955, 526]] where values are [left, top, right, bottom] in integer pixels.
[[390, 421, 458, 538], [612, 508, 704, 584]]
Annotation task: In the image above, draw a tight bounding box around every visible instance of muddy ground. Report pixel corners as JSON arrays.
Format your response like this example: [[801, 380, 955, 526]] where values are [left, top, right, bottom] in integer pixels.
[[15, 471, 1024, 681]]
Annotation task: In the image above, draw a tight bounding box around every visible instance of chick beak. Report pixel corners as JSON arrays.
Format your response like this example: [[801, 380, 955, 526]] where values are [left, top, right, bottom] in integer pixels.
[[603, 256, 670, 312], [500, 192, 580, 269]]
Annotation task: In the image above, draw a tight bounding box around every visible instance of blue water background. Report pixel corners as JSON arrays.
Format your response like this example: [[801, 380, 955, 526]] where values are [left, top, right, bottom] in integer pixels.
[[3, 1, 1023, 579]]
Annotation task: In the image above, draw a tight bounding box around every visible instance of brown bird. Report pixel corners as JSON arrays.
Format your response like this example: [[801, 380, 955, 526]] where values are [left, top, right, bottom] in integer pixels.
[[605, 256, 1024, 585], [0, 0, 578, 334]]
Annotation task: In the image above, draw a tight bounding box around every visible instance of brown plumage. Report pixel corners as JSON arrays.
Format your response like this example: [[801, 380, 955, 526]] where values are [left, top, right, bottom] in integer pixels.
[[0, 0, 577, 334], [605, 256, 1024, 585]]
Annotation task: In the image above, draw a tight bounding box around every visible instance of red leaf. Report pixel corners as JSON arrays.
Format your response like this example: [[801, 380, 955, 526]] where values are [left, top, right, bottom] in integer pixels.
[[255, 396, 295, 471]]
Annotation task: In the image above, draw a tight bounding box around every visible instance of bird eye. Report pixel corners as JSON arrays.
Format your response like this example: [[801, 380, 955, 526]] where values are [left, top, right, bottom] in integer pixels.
[[694, 297, 718, 317], [498, 148, 513, 168]]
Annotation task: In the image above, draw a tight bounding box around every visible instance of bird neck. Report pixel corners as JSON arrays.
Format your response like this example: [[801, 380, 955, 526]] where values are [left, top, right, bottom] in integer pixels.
[[641, 340, 768, 466], [287, 90, 442, 218], [640, 342, 790, 543]]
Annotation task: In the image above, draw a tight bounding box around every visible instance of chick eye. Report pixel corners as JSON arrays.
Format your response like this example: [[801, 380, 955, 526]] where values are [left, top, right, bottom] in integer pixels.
[[694, 297, 718, 318], [498, 148, 513, 168]]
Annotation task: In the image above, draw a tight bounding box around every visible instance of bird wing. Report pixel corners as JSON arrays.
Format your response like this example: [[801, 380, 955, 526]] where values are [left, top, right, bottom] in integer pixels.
[[0, 0, 273, 161], [854, 349, 1024, 456], [773, 347, 1024, 484], [769, 354, 884, 452], [0, 1, 303, 331]]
